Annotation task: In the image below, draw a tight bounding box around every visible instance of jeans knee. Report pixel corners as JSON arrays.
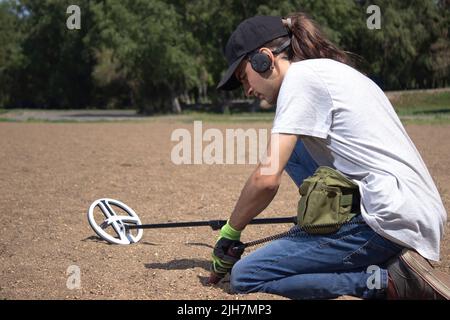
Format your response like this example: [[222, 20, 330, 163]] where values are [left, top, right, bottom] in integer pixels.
[[230, 260, 245, 293], [230, 259, 259, 294]]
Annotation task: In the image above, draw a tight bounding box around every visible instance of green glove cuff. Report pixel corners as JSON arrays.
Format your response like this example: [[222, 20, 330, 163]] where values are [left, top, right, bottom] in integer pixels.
[[220, 221, 241, 241]]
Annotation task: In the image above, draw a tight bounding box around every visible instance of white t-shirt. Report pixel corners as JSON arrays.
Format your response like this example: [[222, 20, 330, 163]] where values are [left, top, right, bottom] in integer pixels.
[[273, 58, 446, 261]]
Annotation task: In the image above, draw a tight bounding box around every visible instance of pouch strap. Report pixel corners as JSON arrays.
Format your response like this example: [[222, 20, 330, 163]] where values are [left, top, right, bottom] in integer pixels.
[[341, 194, 353, 207], [342, 192, 361, 214]]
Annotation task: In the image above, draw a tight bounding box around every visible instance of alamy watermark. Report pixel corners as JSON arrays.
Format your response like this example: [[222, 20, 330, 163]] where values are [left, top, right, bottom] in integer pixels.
[[366, 265, 382, 290], [66, 5, 81, 30], [171, 121, 279, 175], [66, 265, 81, 290], [367, 5, 381, 30], [66, 4, 380, 32]]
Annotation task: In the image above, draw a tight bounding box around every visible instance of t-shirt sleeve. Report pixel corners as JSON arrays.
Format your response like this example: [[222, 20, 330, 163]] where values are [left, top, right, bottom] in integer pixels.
[[272, 64, 333, 139]]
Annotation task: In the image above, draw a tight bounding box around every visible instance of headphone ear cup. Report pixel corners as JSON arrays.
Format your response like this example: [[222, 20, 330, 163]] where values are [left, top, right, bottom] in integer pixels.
[[250, 53, 271, 73]]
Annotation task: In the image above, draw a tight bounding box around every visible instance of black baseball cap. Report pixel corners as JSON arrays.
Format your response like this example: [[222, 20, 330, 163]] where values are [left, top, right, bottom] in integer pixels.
[[217, 16, 289, 91]]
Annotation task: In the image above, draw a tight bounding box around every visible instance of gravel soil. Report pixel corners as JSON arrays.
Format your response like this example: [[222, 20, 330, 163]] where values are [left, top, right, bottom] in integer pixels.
[[0, 120, 449, 300]]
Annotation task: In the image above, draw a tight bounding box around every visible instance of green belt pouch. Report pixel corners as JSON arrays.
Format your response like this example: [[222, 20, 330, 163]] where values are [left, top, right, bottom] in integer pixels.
[[297, 166, 361, 234]]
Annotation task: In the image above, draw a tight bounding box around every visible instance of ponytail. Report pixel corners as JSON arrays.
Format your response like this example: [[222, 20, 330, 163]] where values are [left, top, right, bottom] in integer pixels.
[[264, 12, 354, 67]]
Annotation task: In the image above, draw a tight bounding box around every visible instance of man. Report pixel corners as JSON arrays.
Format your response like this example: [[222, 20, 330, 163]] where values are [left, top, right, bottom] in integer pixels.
[[210, 14, 449, 299]]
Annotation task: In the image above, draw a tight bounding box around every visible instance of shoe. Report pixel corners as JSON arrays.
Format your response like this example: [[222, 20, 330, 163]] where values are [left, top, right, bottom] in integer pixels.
[[386, 249, 450, 300]]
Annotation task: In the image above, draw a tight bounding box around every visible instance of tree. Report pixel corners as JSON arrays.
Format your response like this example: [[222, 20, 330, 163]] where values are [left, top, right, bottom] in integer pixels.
[[0, 0, 25, 107], [357, 0, 449, 89], [3, 0, 97, 108], [1, 0, 448, 110], [91, 0, 205, 114]]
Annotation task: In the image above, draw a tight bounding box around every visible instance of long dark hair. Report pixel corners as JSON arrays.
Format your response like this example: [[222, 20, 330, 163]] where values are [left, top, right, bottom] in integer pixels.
[[264, 12, 354, 67]]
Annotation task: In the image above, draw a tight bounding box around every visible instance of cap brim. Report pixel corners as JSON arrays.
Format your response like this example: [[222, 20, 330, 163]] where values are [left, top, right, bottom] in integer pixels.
[[216, 55, 246, 91]]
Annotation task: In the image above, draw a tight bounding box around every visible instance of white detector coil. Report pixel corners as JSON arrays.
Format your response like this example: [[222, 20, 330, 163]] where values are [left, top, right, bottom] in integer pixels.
[[87, 198, 143, 245]]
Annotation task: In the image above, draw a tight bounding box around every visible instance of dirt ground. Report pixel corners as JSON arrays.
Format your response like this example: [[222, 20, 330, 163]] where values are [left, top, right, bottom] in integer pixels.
[[0, 119, 449, 300]]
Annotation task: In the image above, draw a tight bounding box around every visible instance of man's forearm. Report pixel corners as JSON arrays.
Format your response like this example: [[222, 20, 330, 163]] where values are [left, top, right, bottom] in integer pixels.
[[228, 168, 280, 231]]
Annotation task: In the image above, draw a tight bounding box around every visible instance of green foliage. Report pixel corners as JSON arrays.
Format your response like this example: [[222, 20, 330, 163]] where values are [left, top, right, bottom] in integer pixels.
[[357, 0, 449, 89], [391, 90, 450, 115], [90, 0, 210, 113], [3, 0, 97, 108], [0, 0, 25, 106], [0, 0, 448, 111]]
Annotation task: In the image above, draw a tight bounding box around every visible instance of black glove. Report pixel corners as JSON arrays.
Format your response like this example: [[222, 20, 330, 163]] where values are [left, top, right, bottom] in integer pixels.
[[210, 238, 245, 282], [209, 221, 245, 283]]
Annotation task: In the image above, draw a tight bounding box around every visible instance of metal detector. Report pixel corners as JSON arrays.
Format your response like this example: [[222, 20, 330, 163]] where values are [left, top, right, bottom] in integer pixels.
[[87, 198, 368, 284], [87, 198, 297, 245]]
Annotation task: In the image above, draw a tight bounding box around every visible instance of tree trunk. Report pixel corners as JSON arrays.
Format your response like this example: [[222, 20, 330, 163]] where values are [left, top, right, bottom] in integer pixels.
[[172, 95, 182, 113]]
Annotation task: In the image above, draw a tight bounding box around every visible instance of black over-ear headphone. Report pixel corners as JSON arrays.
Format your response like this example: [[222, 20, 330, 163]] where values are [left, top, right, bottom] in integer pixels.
[[249, 38, 291, 73]]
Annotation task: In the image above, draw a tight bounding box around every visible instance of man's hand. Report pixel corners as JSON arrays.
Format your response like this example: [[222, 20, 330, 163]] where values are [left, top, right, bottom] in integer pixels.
[[210, 222, 245, 283], [209, 134, 298, 283]]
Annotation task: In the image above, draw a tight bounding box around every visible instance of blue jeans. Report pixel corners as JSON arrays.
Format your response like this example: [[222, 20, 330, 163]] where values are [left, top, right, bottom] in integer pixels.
[[230, 140, 403, 299]]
